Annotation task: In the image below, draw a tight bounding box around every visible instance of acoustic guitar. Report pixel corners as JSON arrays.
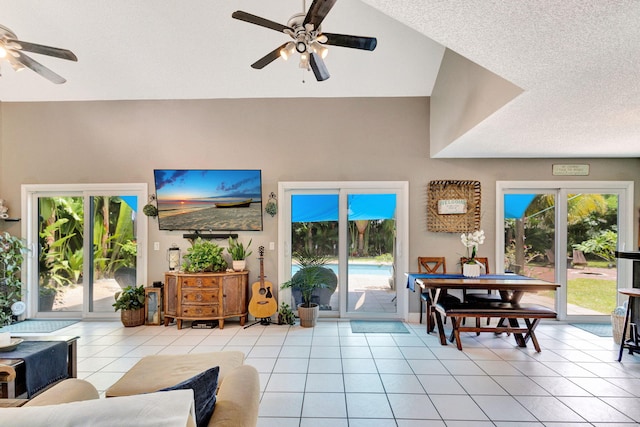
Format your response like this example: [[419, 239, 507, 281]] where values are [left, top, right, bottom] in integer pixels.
[[248, 246, 278, 319]]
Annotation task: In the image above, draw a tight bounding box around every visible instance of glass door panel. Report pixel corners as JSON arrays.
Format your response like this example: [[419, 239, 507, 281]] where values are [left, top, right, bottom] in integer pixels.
[[290, 194, 340, 314], [565, 192, 618, 316], [37, 196, 84, 312], [90, 196, 138, 314], [345, 193, 397, 315], [503, 193, 557, 310]]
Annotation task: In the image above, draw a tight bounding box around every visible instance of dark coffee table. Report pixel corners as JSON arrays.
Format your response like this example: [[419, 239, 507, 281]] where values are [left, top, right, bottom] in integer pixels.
[[0, 336, 78, 398]]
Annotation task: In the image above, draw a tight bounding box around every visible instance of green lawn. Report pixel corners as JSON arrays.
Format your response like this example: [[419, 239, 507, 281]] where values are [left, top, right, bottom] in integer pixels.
[[567, 278, 617, 314]]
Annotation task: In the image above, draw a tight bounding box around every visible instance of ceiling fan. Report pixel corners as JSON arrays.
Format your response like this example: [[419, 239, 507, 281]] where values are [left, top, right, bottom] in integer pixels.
[[232, 0, 377, 82], [0, 24, 78, 84]]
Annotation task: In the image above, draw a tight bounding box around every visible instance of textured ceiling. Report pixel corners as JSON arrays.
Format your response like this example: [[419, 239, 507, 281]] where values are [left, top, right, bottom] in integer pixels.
[[1, 0, 639, 158]]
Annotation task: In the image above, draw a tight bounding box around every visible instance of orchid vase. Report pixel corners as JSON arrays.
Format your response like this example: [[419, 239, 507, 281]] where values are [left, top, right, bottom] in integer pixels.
[[462, 262, 482, 278], [461, 229, 485, 278]]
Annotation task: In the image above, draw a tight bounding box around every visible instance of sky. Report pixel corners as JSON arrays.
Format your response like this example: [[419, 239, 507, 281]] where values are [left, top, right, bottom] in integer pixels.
[[154, 169, 262, 201]]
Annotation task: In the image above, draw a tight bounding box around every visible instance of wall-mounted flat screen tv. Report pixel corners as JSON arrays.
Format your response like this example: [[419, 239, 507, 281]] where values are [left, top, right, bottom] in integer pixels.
[[153, 169, 263, 231]]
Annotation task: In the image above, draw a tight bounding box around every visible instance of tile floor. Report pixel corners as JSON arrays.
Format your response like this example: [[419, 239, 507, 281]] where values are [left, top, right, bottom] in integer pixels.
[[39, 319, 640, 426]]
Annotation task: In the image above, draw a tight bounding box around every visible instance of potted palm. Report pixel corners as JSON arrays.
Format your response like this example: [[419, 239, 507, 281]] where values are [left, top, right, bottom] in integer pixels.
[[280, 250, 330, 327], [227, 237, 252, 271], [113, 284, 146, 327]]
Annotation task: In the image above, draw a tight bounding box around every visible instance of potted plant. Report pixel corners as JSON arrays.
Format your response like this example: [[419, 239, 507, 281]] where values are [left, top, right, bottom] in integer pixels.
[[460, 229, 486, 277], [277, 302, 295, 325], [280, 250, 331, 327], [227, 237, 252, 271], [0, 232, 27, 326], [181, 238, 228, 273], [113, 284, 146, 327]]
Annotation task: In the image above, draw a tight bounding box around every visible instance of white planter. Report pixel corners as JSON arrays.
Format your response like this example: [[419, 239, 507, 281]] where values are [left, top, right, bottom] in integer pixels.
[[232, 260, 246, 271], [463, 263, 481, 278], [297, 303, 319, 328]]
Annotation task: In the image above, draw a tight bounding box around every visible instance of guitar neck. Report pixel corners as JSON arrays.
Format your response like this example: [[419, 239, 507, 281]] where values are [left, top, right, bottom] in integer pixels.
[[259, 256, 265, 287]]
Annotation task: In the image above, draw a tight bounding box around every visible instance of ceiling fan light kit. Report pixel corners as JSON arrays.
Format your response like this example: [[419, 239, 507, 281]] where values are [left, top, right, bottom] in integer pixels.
[[232, 0, 377, 82], [0, 24, 77, 84]]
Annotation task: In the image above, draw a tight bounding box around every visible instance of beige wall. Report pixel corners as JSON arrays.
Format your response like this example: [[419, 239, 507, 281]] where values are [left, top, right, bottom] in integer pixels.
[[430, 49, 523, 156], [1, 98, 639, 315]]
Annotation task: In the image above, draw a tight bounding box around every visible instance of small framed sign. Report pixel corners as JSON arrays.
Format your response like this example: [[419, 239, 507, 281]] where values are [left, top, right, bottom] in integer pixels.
[[437, 199, 467, 214], [552, 164, 590, 176]]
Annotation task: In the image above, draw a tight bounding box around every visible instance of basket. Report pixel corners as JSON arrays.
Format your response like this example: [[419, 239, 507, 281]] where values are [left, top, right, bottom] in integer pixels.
[[121, 308, 145, 327], [612, 311, 630, 344], [427, 180, 481, 233]]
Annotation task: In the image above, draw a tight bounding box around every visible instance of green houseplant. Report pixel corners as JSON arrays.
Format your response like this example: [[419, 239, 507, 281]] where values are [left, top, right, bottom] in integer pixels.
[[0, 232, 27, 326], [182, 238, 228, 273], [113, 284, 146, 327], [227, 237, 252, 271], [280, 250, 333, 327], [277, 302, 295, 326]]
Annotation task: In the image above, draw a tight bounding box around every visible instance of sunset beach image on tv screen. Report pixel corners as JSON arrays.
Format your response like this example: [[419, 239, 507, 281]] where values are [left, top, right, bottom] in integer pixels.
[[153, 169, 263, 231]]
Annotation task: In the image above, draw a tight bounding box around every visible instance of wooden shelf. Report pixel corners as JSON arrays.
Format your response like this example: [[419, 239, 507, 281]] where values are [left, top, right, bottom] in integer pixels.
[[182, 232, 237, 240]]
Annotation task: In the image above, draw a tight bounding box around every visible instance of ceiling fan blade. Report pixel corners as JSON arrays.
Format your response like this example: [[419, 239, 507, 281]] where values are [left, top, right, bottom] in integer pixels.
[[303, 0, 337, 29], [322, 33, 377, 51], [232, 11, 292, 33], [8, 38, 77, 61], [13, 51, 66, 84], [251, 43, 289, 69], [310, 52, 330, 82]]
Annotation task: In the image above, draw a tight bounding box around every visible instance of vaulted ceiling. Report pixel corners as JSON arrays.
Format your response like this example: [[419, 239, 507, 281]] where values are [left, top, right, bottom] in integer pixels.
[[1, 1, 639, 158]]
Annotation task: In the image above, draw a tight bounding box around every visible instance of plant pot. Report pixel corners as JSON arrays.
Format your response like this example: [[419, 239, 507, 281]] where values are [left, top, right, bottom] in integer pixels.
[[463, 263, 481, 278], [297, 303, 319, 328], [232, 260, 246, 271], [39, 292, 55, 312], [120, 307, 145, 327]]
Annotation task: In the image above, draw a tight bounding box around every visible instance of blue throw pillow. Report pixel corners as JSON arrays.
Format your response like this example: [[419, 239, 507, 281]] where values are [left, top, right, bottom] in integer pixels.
[[160, 366, 219, 427]]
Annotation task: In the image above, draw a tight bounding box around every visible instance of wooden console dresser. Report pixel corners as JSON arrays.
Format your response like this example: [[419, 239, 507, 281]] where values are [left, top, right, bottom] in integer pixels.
[[163, 271, 249, 329]]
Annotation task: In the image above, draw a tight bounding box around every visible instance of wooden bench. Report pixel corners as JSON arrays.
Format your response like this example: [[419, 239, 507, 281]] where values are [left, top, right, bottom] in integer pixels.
[[435, 300, 557, 352]]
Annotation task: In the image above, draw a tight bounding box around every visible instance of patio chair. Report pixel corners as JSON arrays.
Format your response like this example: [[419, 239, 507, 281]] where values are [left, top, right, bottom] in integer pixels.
[[571, 249, 588, 268]]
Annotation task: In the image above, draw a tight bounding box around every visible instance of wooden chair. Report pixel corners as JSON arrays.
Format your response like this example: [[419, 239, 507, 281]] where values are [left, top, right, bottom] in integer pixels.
[[460, 257, 499, 328], [571, 249, 588, 268], [418, 257, 459, 331]]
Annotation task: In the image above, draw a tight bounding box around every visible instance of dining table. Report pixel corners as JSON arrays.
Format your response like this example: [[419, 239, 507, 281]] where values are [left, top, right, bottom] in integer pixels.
[[406, 273, 560, 347]]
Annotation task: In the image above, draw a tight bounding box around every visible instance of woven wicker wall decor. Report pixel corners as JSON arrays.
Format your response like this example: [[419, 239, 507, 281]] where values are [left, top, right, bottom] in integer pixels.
[[427, 180, 481, 232]]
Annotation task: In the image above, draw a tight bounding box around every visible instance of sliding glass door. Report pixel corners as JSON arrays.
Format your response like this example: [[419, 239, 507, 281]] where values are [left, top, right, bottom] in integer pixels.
[[23, 184, 148, 319], [280, 182, 408, 320], [497, 181, 633, 322]]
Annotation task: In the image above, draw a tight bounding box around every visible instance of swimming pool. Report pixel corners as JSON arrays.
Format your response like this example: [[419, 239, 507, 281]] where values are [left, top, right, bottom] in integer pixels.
[[291, 263, 393, 276]]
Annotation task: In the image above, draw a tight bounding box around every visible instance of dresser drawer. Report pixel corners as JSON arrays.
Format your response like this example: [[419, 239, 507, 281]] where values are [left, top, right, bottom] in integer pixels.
[[181, 305, 219, 317], [181, 276, 220, 289], [181, 289, 218, 304]]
